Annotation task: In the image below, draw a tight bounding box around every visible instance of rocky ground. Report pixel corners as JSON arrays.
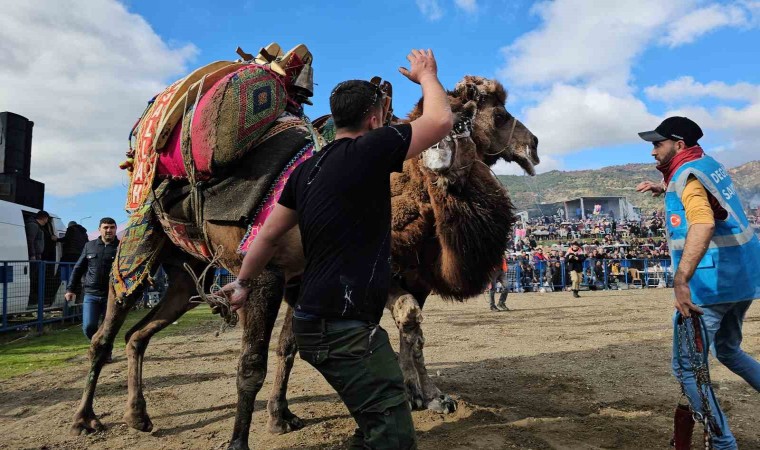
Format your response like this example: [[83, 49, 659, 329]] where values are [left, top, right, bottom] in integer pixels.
[[1, 289, 759, 449]]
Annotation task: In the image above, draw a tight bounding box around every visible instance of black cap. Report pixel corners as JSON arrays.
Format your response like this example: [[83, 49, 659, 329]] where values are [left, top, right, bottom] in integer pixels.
[[638, 116, 703, 146]]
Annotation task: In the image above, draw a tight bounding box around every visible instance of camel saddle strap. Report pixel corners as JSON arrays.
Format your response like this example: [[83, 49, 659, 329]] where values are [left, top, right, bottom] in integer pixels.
[[671, 403, 695, 449]]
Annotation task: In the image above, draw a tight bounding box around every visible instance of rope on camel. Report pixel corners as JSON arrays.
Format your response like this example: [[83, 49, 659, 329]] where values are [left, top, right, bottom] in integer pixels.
[[183, 245, 239, 331]]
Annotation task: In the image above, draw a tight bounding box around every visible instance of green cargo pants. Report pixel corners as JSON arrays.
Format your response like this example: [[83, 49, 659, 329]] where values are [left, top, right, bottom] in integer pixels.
[[293, 318, 417, 450]]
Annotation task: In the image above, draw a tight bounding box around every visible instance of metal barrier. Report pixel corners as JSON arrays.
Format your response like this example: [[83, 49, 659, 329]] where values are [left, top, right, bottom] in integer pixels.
[[504, 258, 673, 292], [1, 260, 81, 333]]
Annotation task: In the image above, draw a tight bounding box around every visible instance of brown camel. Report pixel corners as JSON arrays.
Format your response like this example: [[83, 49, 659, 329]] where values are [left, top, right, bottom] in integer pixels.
[[266, 76, 539, 432], [70, 76, 538, 450]]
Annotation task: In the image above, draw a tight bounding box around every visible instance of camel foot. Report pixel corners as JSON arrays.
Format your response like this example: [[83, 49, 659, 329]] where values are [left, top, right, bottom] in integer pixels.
[[426, 394, 457, 414], [405, 380, 425, 411], [70, 411, 105, 436], [267, 408, 305, 434], [124, 409, 154, 432]]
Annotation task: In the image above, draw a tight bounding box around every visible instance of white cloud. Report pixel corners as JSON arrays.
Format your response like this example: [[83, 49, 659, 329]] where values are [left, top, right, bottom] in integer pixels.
[[521, 84, 659, 155], [454, 0, 478, 14], [663, 100, 760, 168], [416, 0, 444, 21], [493, 153, 561, 175], [660, 4, 749, 47], [497, 0, 760, 171], [500, 0, 689, 91], [0, 1, 197, 196], [645, 76, 760, 103]]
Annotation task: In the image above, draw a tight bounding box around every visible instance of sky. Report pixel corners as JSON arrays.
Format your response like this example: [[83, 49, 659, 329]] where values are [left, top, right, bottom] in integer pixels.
[[1, 0, 759, 228]]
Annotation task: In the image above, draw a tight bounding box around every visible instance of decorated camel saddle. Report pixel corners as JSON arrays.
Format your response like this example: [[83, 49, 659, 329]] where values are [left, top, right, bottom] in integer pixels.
[[114, 43, 319, 297]]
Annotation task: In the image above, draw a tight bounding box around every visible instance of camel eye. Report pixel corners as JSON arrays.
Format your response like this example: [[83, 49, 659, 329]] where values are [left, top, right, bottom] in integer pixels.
[[493, 108, 512, 126]]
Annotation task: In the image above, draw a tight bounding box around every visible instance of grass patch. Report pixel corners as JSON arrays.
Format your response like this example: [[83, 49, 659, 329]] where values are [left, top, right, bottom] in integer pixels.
[[0, 305, 216, 380]]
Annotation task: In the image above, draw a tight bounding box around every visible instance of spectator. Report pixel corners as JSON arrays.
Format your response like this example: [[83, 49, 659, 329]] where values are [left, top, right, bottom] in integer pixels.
[[532, 247, 547, 264], [549, 261, 566, 292], [24, 210, 49, 261], [59, 221, 89, 262], [520, 261, 537, 292], [65, 218, 119, 362], [488, 256, 510, 312], [565, 241, 586, 298], [25, 211, 54, 308], [593, 260, 607, 288], [58, 221, 90, 302]]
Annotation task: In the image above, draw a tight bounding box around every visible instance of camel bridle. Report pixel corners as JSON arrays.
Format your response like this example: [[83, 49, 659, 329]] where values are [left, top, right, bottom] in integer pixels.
[[483, 115, 517, 157]]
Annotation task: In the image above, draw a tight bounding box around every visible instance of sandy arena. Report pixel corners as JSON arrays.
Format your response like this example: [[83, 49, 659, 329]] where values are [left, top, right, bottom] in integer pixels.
[[1, 289, 759, 450]]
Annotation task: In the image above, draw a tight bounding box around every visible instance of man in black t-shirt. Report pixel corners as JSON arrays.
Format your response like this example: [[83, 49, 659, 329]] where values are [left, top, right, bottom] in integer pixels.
[[222, 49, 452, 449]]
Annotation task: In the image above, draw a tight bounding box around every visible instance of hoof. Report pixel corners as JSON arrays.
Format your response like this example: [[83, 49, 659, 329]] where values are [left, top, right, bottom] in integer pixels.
[[267, 409, 305, 434], [427, 394, 457, 414], [405, 381, 425, 411], [70, 412, 105, 436], [227, 440, 250, 450], [124, 410, 154, 432]]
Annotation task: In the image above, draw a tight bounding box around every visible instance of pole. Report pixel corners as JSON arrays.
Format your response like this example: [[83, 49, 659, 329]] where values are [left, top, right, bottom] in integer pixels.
[[37, 261, 45, 333]]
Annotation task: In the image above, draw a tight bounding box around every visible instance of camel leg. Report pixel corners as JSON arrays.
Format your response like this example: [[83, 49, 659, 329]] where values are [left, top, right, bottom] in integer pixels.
[[387, 286, 457, 414], [265, 304, 304, 434], [228, 267, 284, 450], [70, 286, 140, 435], [387, 287, 424, 410], [122, 261, 200, 432]]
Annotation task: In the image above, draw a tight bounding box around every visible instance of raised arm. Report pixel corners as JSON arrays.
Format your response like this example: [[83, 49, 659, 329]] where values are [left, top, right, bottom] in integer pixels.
[[398, 49, 453, 160]]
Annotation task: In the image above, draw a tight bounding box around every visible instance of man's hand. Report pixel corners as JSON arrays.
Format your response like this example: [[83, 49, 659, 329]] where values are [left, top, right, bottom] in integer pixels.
[[64, 292, 76, 302], [636, 180, 665, 197], [673, 280, 703, 318], [399, 49, 438, 85], [220, 279, 252, 312]]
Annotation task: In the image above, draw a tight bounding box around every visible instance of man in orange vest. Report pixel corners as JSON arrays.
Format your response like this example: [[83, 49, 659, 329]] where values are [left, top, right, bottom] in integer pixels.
[[488, 255, 510, 311]]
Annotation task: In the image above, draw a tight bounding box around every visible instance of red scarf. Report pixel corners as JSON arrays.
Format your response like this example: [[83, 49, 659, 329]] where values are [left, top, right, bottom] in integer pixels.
[[657, 145, 704, 184], [657, 145, 728, 220]]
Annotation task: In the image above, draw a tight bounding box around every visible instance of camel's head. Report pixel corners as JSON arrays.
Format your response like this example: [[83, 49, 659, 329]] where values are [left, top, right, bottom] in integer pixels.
[[419, 100, 479, 187], [451, 76, 540, 175]]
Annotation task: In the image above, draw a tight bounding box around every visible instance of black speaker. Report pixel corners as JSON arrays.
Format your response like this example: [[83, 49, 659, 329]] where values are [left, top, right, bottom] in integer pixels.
[[0, 111, 34, 177], [0, 173, 44, 209]]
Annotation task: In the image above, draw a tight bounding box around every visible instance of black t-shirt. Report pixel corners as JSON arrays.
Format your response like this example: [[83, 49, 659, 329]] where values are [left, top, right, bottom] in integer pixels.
[[278, 124, 412, 323]]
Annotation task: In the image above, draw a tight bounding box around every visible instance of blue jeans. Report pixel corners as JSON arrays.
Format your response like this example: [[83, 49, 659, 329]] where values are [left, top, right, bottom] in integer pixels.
[[82, 294, 107, 339], [672, 300, 760, 450]]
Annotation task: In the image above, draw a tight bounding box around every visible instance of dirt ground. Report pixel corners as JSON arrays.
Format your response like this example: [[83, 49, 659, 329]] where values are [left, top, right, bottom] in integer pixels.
[[1, 289, 759, 450]]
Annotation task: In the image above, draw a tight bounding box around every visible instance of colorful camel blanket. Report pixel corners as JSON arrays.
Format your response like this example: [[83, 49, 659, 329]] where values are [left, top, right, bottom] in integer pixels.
[[126, 63, 287, 211], [112, 183, 166, 298], [237, 140, 317, 254]]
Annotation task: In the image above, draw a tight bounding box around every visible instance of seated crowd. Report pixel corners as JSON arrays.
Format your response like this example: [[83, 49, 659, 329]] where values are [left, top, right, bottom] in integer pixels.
[[501, 214, 673, 293]]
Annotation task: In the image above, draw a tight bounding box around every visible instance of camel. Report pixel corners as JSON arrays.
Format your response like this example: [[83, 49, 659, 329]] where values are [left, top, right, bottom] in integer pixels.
[[70, 75, 539, 450]]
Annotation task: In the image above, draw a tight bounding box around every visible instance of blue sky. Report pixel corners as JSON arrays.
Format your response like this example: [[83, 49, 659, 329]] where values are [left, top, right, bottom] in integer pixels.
[[2, 0, 759, 228]]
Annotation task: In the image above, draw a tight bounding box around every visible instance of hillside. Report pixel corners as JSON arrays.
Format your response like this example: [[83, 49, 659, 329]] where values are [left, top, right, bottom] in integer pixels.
[[498, 160, 760, 214]]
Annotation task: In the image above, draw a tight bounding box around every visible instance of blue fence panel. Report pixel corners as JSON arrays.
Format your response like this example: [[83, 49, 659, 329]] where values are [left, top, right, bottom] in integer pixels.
[[1, 260, 81, 333]]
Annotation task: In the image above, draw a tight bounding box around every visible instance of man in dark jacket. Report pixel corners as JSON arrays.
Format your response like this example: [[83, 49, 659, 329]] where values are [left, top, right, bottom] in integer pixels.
[[25, 211, 53, 307], [65, 218, 118, 343], [58, 221, 89, 302], [59, 221, 89, 262]]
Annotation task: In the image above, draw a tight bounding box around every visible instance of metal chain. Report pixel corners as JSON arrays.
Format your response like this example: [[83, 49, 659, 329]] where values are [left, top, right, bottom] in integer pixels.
[[675, 315, 719, 449]]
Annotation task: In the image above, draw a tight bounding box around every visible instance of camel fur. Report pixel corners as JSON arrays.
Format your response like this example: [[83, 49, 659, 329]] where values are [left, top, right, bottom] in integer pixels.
[[70, 76, 539, 450]]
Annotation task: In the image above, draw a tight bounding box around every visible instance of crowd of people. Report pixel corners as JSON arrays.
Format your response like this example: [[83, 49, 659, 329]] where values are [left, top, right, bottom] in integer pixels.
[[497, 214, 675, 294]]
